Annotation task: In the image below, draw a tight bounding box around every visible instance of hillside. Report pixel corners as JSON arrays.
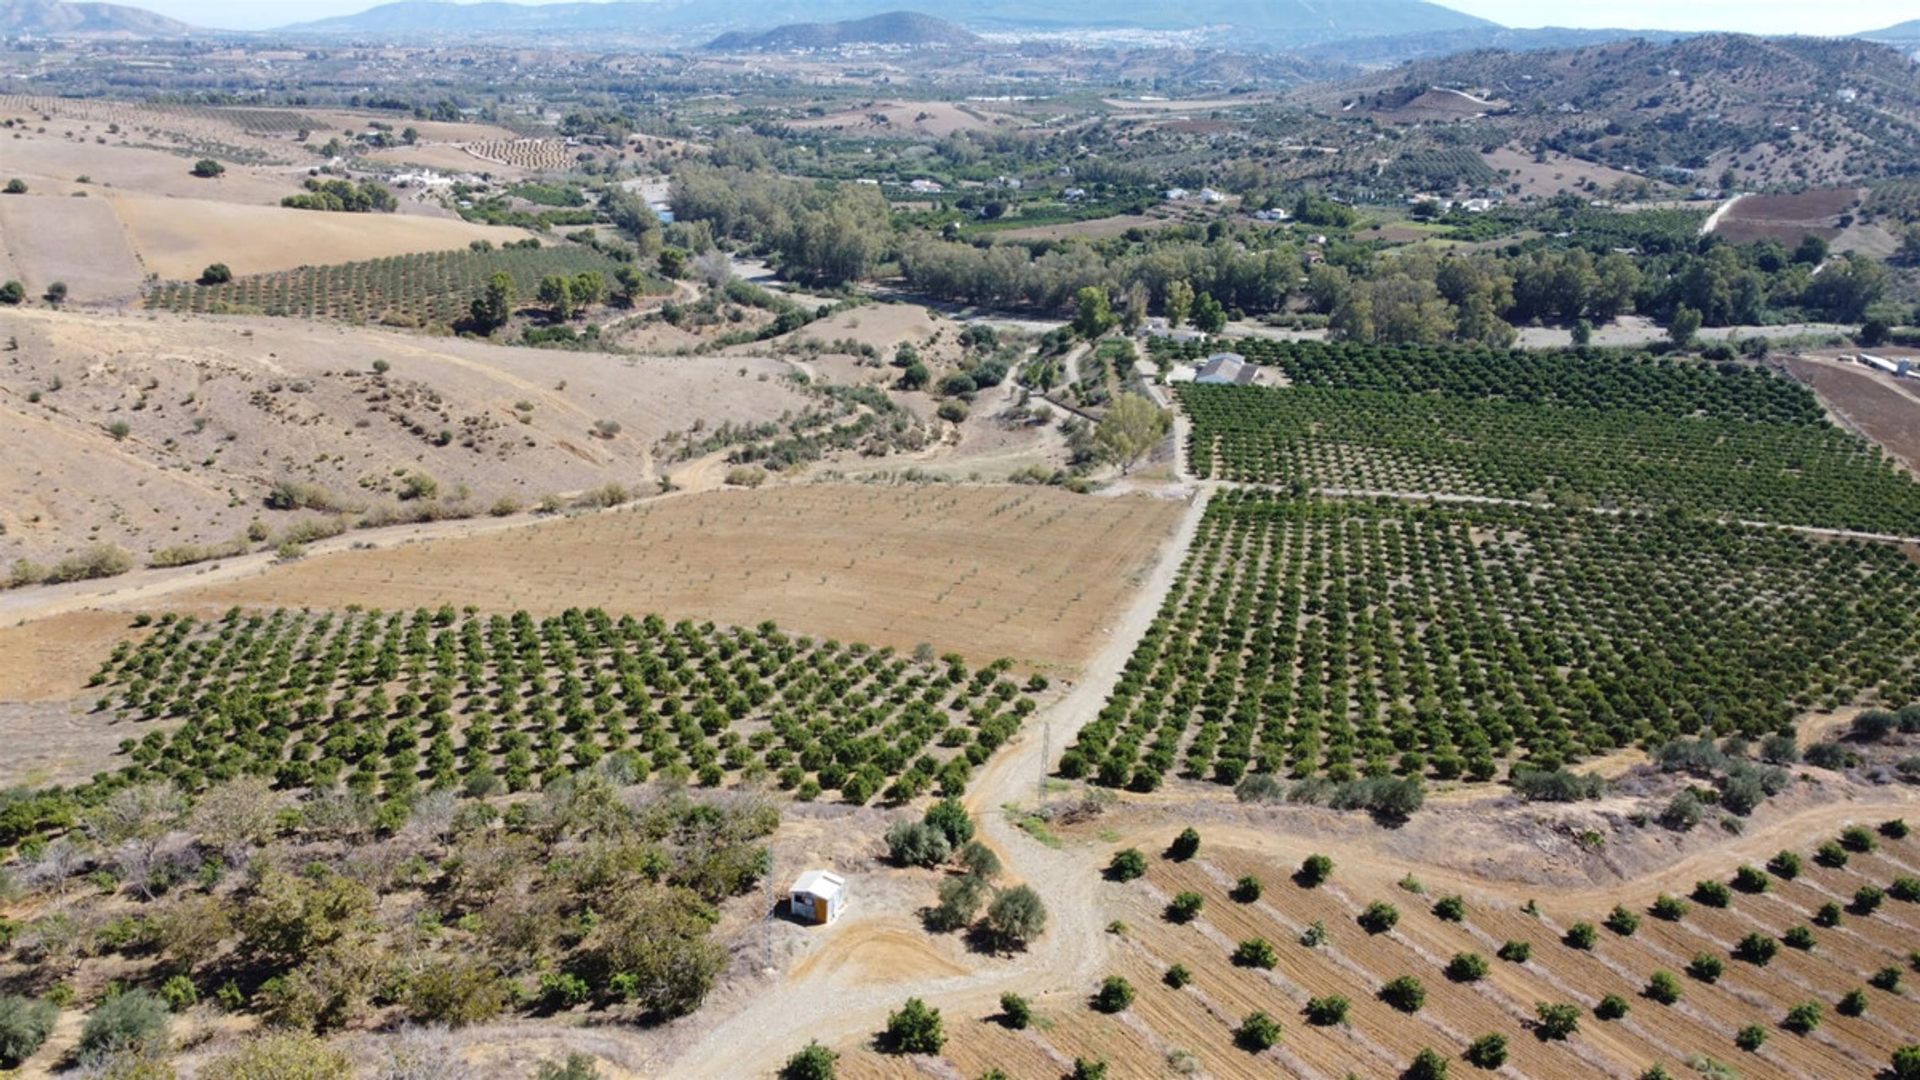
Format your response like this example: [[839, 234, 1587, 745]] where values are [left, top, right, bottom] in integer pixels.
[[280, 0, 1493, 48], [1326, 33, 1920, 189], [0, 0, 191, 35], [707, 11, 980, 52]]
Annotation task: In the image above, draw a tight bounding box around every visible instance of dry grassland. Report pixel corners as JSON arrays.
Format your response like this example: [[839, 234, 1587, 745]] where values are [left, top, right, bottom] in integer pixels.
[[0, 194, 147, 302], [110, 195, 532, 280], [175, 485, 1186, 671]]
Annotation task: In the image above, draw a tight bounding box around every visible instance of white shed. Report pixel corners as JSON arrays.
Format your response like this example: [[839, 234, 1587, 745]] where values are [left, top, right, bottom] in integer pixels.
[[789, 870, 847, 925]]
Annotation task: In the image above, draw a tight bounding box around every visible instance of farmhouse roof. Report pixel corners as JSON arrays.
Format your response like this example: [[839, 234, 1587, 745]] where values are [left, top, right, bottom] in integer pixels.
[[1197, 353, 1257, 385], [791, 870, 846, 898]]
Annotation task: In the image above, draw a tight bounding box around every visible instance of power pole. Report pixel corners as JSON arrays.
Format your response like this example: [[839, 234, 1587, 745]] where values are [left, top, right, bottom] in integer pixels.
[[1039, 718, 1051, 806]]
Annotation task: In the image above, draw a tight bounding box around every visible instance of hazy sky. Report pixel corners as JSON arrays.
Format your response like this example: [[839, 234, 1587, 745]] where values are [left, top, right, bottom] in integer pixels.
[[128, 0, 1920, 35]]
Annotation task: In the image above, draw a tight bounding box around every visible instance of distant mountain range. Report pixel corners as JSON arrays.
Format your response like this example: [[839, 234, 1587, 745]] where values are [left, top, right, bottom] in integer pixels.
[[706, 12, 980, 52], [0, 0, 190, 35]]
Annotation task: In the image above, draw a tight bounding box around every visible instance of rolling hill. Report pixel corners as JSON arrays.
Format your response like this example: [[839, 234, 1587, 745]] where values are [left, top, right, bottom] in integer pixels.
[[0, 0, 191, 35], [707, 12, 980, 51]]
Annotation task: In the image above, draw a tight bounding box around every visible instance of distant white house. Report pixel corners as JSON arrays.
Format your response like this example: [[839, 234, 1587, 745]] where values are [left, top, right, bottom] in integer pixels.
[[1198, 187, 1226, 204], [1063, 187, 1087, 201], [1253, 207, 1291, 222], [1163, 187, 1189, 201], [1195, 353, 1258, 386], [908, 178, 945, 194], [789, 870, 847, 925], [1143, 318, 1206, 343]]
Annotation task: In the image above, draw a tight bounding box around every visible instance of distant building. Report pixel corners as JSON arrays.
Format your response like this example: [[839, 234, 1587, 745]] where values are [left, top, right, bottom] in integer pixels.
[[908, 178, 945, 194], [1163, 187, 1189, 201], [1196, 353, 1258, 386], [789, 870, 847, 925], [1198, 187, 1226, 204]]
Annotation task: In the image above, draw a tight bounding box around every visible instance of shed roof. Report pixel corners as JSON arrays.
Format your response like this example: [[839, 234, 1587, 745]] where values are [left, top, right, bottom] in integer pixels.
[[791, 870, 846, 898]]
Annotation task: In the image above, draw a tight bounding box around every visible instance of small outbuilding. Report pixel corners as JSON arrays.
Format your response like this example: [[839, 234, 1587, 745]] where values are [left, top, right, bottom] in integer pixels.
[[789, 870, 847, 925]]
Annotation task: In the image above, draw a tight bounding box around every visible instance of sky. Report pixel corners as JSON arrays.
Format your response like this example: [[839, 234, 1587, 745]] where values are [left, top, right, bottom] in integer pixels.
[[120, 0, 1920, 35]]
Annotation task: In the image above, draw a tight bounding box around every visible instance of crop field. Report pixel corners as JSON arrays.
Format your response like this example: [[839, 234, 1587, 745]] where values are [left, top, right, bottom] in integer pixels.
[[464, 138, 589, 170], [1170, 340, 1920, 535], [144, 243, 639, 327], [1712, 187, 1864, 244], [69, 604, 1040, 807], [835, 827, 1920, 1080], [175, 486, 1188, 671], [1062, 491, 1920, 789]]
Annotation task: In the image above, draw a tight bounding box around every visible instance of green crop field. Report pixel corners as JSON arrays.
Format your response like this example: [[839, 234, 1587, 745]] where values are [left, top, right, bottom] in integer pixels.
[[80, 606, 1039, 811], [1169, 341, 1920, 535], [1062, 491, 1920, 791], [143, 244, 648, 329]]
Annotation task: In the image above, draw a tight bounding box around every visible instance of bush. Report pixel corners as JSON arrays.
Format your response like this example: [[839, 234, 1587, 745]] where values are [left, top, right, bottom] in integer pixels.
[[78, 990, 170, 1064], [1839, 988, 1869, 1017], [1688, 953, 1724, 982], [1659, 790, 1704, 831], [1884, 818, 1912, 839], [1296, 853, 1334, 887], [1235, 773, 1287, 803], [1432, 895, 1465, 922], [1736, 1024, 1768, 1052], [957, 841, 1000, 881], [1232, 875, 1264, 903], [1106, 848, 1146, 881], [0, 995, 58, 1067], [1767, 850, 1802, 880], [984, 884, 1046, 949], [1650, 893, 1689, 921], [1379, 975, 1426, 1013], [1563, 922, 1597, 950], [1092, 976, 1134, 1013], [1497, 940, 1531, 963], [1359, 901, 1399, 934], [1405, 1047, 1449, 1080], [1872, 966, 1904, 992], [201, 1032, 352, 1080], [1735, 932, 1779, 966], [1693, 880, 1732, 907], [1645, 971, 1682, 1005], [1163, 964, 1191, 989], [1535, 1002, 1581, 1041], [1070, 1058, 1107, 1080], [1854, 885, 1886, 914], [1237, 1010, 1283, 1051], [886, 821, 951, 868], [922, 798, 973, 847], [1891, 877, 1920, 903], [882, 997, 944, 1054], [1167, 827, 1200, 860], [159, 974, 198, 1012], [1464, 1033, 1508, 1069], [1305, 994, 1350, 1025], [1594, 994, 1629, 1021], [929, 874, 988, 932], [780, 1041, 837, 1080], [1895, 1045, 1920, 1080], [1606, 905, 1641, 936], [1233, 938, 1278, 969], [1782, 925, 1816, 951], [1804, 741, 1858, 769], [1783, 1000, 1822, 1034], [1816, 841, 1849, 868], [1446, 952, 1489, 982], [1511, 767, 1607, 802], [998, 992, 1031, 1029], [1815, 901, 1844, 927], [1166, 891, 1204, 923], [1841, 825, 1878, 853]]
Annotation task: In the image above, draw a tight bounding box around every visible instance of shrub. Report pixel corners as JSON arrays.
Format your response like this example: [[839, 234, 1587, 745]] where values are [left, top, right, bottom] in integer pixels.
[[1167, 827, 1200, 860], [1688, 953, 1725, 982], [1445, 952, 1489, 984], [1841, 825, 1878, 853], [1497, 940, 1531, 963], [159, 974, 197, 1012], [201, 1032, 352, 1080], [1166, 891, 1205, 923], [984, 885, 1046, 949], [1404, 1047, 1449, 1080], [536, 1054, 601, 1080], [1232, 875, 1264, 903], [1535, 1002, 1581, 1040], [407, 957, 509, 1026], [1563, 922, 1597, 950], [1464, 1033, 1508, 1069], [1855, 885, 1886, 914], [1767, 850, 1802, 880], [1693, 880, 1732, 907], [1163, 964, 1191, 989], [922, 798, 973, 847], [1650, 893, 1689, 921], [1432, 895, 1465, 922], [886, 821, 951, 868], [1659, 790, 1704, 831], [1871, 966, 1903, 992], [1379, 975, 1426, 1013], [0, 995, 58, 1067], [1106, 848, 1147, 881], [1884, 818, 1912, 840], [1895, 1045, 1920, 1080], [1236, 1010, 1283, 1052], [958, 841, 1000, 881], [1735, 932, 1779, 966], [998, 992, 1031, 1029], [1305, 994, 1351, 1025], [78, 990, 170, 1064], [1069, 1058, 1107, 1080], [1783, 1000, 1822, 1034], [1893, 877, 1920, 903], [1804, 742, 1857, 769], [1297, 854, 1334, 887], [929, 874, 988, 932], [882, 997, 944, 1054], [1235, 773, 1287, 803], [1594, 994, 1630, 1021], [1233, 938, 1278, 969], [1606, 905, 1640, 936], [1732, 865, 1769, 893], [1299, 920, 1330, 947], [1092, 976, 1134, 1013], [1646, 971, 1682, 1005], [1815, 901, 1844, 927], [1359, 901, 1399, 934], [1735, 1024, 1768, 1051], [780, 1041, 837, 1080], [1838, 988, 1869, 1017], [1781, 925, 1816, 951]]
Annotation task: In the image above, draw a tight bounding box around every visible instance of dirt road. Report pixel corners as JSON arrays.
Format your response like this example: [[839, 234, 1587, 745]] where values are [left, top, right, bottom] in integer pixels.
[[667, 484, 1214, 1077]]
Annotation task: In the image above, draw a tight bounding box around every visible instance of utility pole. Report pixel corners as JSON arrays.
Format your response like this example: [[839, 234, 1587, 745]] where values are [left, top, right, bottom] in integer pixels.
[[1039, 718, 1051, 806]]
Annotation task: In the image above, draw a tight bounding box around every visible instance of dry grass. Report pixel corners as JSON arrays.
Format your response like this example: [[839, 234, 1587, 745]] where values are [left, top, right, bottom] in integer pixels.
[[174, 485, 1185, 671]]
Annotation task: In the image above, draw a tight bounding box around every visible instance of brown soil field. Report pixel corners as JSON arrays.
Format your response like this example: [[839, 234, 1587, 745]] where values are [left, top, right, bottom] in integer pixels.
[[994, 213, 1181, 242], [1784, 356, 1920, 474], [0, 308, 811, 564], [1712, 187, 1865, 245], [0, 193, 148, 303], [169, 484, 1186, 672], [833, 828, 1920, 1080], [1484, 146, 1660, 200], [787, 102, 1004, 138], [0, 128, 304, 205], [109, 195, 532, 280]]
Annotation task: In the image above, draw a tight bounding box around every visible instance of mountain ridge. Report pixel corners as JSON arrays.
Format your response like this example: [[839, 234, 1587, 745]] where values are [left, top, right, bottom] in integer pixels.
[[0, 0, 193, 35], [706, 12, 981, 52]]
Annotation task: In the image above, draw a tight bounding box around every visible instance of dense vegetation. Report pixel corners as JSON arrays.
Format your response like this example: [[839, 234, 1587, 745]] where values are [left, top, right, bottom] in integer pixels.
[[0, 607, 1037, 846], [1062, 492, 1920, 790], [1171, 341, 1920, 535]]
